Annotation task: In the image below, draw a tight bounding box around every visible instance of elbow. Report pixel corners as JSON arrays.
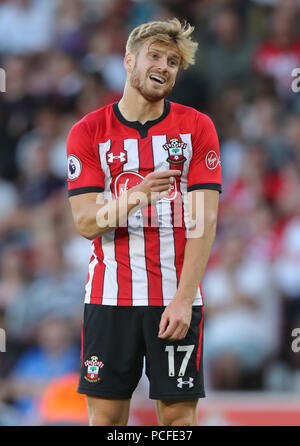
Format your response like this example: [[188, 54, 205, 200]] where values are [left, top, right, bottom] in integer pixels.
[[74, 213, 114, 239], [75, 223, 96, 241], [190, 213, 217, 239], [79, 231, 96, 241], [204, 214, 218, 237], [74, 213, 97, 240]]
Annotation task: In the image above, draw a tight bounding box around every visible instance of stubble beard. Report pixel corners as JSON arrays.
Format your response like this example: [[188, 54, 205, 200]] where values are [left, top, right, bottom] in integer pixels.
[[130, 63, 174, 102]]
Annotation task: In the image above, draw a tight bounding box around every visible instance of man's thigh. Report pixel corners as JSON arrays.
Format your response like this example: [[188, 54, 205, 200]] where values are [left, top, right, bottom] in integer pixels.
[[143, 306, 205, 401], [78, 305, 145, 399]]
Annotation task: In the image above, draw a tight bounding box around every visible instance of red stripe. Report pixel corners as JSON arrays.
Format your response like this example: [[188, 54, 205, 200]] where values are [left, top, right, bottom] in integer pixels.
[[80, 319, 84, 368], [200, 282, 204, 305], [114, 228, 132, 305], [144, 228, 163, 305], [91, 239, 105, 304], [139, 138, 163, 305], [171, 185, 185, 287], [169, 155, 186, 287], [90, 262, 105, 304], [106, 141, 132, 306], [196, 311, 204, 372]]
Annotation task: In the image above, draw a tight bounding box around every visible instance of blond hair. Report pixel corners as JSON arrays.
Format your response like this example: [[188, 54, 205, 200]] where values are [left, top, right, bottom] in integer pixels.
[[125, 18, 198, 69]]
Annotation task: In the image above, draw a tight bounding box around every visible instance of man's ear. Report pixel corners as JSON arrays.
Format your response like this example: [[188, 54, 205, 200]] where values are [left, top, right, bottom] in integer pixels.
[[124, 52, 135, 73]]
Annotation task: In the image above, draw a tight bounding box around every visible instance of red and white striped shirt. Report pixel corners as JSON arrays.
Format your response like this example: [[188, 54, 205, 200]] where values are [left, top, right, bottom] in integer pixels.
[[67, 100, 222, 306]]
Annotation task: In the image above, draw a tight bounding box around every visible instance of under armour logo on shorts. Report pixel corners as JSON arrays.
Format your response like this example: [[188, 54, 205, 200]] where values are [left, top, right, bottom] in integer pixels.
[[177, 377, 194, 388]]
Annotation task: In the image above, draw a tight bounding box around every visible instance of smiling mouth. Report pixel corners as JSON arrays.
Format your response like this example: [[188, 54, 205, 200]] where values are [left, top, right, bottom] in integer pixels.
[[149, 74, 166, 85]]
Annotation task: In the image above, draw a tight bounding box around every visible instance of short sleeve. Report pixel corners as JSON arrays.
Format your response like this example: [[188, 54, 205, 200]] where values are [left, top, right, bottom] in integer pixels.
[[67, 119, 105, 197], [187, 113, 222, 193]]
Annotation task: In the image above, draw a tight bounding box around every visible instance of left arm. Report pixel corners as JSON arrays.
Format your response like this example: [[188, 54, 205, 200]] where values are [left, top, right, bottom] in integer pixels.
[[158, 189, 219, 341]]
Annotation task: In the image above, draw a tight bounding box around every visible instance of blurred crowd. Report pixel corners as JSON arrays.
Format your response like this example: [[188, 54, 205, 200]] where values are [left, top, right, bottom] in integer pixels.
[[0, 0, 300, 426]]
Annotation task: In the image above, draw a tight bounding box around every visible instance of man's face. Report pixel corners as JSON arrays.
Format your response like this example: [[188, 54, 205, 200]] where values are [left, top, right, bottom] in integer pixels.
[[129, 41, 181, 102]]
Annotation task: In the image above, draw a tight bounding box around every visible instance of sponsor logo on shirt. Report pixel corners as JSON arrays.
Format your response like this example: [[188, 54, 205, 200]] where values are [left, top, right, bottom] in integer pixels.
[[107, 151, 127, 164], [114, 171, 177, 201], [205, 150, 221, 170]]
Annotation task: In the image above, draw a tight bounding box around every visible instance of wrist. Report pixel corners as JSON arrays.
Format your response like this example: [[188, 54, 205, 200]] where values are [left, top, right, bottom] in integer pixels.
[[172, 290, 196, 306], [130, 183, 150, 205]]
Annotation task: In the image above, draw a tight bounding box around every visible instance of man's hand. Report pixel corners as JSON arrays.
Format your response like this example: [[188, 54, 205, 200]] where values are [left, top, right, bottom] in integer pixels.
[[138, 170, 181, 204], [158, 297, 193, 341]]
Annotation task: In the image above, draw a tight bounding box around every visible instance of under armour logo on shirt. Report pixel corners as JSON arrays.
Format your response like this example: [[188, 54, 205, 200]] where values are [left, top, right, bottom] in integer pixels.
[[177, 377, 194, 388], [107, 152, 126, 164]]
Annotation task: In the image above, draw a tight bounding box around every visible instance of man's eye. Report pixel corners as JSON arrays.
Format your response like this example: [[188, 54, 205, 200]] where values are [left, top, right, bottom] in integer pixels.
[[151, 53, 158, 59]]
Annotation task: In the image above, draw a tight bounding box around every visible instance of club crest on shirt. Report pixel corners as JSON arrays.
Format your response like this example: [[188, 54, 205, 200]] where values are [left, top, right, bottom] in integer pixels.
[[67, 155, 81, 180], [163, 137, 187, 165], [84, 355, 104, 383]]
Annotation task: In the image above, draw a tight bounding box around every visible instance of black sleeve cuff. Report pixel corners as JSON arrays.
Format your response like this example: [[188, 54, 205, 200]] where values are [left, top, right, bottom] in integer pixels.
[[68, 186, 105, 197], [187, 183, 222, 193]]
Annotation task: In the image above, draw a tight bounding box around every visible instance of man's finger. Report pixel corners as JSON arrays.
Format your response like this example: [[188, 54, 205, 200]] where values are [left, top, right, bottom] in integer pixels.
[[158, 320, 179, 339], [157, 188, 172, 200], [158, 313, 169, 337], [149, 178, 175, 186], [154, 170, 181, 179], [152, 184, 172, 193], [163, 325, 185, 341]]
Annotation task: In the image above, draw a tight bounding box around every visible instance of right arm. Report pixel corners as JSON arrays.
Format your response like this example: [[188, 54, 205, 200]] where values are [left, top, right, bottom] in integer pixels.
[[66, 119, 180, 240], [69, 170, 181, 240]]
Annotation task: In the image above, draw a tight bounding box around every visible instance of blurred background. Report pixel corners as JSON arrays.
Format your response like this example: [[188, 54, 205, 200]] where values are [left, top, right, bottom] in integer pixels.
[[0, 0, 300, 426]]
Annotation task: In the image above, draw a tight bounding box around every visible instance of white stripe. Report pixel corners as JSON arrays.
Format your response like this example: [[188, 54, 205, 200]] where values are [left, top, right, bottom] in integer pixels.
[[84, 245, 98, 304], [98, 139, 111, 190], [180, 133, 202, 305], [98, 140, 119, 304], [123, 138, 149, 304], [101, 231, 118, 305], [123, 139, 139, 171], [179, 133, 192, 232], [152, 134, 178, 305]]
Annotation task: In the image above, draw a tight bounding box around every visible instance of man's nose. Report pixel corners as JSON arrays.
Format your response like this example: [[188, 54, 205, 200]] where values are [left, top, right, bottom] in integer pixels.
[[157, 57, 169, 71]]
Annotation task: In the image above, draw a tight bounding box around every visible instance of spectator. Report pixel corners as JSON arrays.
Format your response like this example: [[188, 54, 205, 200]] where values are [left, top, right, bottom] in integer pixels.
[[0, 55, 36, 180], [195, 7, 256, 97], [54, 0, 88, 57], [39, 373, 89, 426], [82, 29, 127, 93], [0, 0, 55, 55], [253, 4, 300, 100], [203, 230, 280, 390], [0, 315, 80, 424]]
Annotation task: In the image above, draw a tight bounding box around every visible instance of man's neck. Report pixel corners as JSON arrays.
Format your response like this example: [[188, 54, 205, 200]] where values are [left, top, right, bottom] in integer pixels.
[[118, 83, 165, 125]]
